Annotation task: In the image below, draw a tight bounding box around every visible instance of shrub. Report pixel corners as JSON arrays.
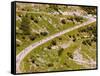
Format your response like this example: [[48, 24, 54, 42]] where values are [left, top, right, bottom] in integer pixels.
[[48, 63, 53, 67], [58, 48, 64, 56], [67, 52, 73, 59], [40, 32, 48, 36], [34, 19, 38, 23], [61, 19, 66, 24], [74, 16, 84, 22], [47, 46, 51, 49], [51, 40, 56, 45], [29, 34, 37, 41]]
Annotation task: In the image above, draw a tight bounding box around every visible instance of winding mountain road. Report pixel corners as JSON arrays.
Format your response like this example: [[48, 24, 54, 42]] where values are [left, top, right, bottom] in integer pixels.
[[16, 15, 96, 73]]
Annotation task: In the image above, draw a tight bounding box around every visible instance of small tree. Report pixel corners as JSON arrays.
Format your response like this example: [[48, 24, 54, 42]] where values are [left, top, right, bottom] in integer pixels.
[[58, 48, 64, 56], [20, 15, 31, 35]]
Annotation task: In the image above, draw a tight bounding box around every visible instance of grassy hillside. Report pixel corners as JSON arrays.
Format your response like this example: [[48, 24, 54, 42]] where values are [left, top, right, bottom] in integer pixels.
[[16, 3, 88, 55], [20, 22, 96, 72], [16, 3, 97, 73]]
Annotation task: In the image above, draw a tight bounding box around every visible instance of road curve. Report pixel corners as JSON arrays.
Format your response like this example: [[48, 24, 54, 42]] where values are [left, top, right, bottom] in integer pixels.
[[16, 17, 96, 73]]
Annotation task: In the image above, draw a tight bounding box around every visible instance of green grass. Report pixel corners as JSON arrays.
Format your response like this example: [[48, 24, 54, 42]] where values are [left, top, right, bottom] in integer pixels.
[[15, 3, 97, 73], [16, 12, 87, 55], [20, 22, 96, 72], [16, 3, 97, 73]]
